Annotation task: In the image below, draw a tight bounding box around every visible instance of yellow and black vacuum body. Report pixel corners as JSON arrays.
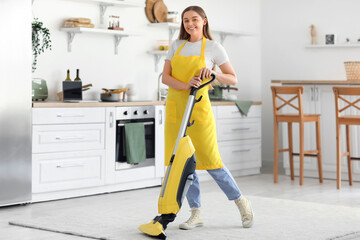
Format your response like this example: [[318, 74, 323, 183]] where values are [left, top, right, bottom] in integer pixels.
[[139, 74, 216, 239]]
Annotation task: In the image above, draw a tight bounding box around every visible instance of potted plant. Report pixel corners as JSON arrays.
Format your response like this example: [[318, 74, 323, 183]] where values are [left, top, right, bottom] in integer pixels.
[[32, 18, 51, 101], [32, 18, 52, 73]]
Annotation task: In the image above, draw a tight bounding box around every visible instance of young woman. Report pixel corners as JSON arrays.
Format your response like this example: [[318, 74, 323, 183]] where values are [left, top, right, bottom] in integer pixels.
[[162, 6, 254, 230]]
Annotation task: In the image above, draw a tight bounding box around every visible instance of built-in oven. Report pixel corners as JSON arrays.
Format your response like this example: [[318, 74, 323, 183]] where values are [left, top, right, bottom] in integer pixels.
[[115, 106, 156, 170]]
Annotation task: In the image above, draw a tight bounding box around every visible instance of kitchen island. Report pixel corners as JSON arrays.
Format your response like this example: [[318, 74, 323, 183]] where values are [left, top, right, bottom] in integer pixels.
[[271, 80, 360, 183]]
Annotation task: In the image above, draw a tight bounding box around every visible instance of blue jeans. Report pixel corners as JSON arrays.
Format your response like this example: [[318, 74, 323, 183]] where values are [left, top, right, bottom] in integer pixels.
[[186, 165, 242, 208]]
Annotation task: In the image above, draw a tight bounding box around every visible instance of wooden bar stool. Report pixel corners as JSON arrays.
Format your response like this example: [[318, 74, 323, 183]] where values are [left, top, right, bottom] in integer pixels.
[[271, 86, 323, 185], [333, 87, 360, 189]]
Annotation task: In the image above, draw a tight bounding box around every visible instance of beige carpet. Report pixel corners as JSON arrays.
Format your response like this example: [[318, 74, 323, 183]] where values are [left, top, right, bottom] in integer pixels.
[[9, 191, 360, 240]]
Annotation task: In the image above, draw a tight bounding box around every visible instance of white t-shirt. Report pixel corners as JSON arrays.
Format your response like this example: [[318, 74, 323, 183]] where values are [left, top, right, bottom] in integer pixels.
[[165, 39, 229, 69]]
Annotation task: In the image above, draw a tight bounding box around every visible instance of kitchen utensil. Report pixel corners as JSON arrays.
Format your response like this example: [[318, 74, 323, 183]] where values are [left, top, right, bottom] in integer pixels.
[[32, 78, 48, 101], [126, 84, 135, 101], [63, 81, 82, 101], [102, 88, 128, 94], [102, 88, 111, 93], [57, 83, 92, 101], [208, 84, 238, 100], [100, 93, 120, 102], [153, 1, 168, 23], [112, 88, 128, 94], [145, 0, 162, 23], [167, 11, 179, 23]]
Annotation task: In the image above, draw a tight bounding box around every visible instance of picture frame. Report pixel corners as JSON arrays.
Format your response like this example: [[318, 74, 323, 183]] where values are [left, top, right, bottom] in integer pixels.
[[325, 34, 336, 45]]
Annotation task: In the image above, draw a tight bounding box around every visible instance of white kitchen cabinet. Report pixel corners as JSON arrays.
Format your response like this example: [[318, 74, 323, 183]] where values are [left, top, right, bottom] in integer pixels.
[[280, 84, 360, 180], [32, 104, 165, 202], [32, 150, 105, 193], [32, 124, 105, 153], [31, 103, 259, 201], [104, 107, 116, 185], [197, 105, 262, 180], [32, 107, 105, 124], [32, 107, 107, 196], [154, 105, 165, 178], [216, 105, 262, 176]]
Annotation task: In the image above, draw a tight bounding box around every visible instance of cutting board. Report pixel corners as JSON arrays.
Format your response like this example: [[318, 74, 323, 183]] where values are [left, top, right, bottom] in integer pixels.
[[153, 1, 168, 23], [145, 0, 161, 23]]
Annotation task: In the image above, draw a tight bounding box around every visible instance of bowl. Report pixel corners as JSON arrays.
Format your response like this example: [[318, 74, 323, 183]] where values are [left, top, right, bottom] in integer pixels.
[[100, 93, 120, 102]]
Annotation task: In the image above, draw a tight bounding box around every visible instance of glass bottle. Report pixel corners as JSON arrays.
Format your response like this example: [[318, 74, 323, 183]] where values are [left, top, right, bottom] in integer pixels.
[[65, 69, 71, 81], [74, 69, 81, 81]]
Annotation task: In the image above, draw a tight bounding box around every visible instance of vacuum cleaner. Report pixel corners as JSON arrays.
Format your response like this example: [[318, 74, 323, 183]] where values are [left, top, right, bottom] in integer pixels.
[[139, 74, 216, 239]]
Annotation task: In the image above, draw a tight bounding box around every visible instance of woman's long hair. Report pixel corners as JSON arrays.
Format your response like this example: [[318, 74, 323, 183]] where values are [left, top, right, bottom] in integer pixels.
[[178, 6, 213, 40]]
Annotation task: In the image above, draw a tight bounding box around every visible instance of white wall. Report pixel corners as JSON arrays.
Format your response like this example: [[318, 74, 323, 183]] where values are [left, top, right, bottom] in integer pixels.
[[32, 0, 261, 102], [261, 0, 360, 165]]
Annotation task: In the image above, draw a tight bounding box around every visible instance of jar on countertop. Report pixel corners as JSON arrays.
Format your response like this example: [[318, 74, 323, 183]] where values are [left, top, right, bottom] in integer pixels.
[[167, 11, 179, 23]]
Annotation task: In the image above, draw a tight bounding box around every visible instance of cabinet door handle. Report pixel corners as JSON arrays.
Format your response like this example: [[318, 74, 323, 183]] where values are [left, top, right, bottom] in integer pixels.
[[56, 114, 85, 118], [56, 163, 84, 168], [159, 109, 163, 124], [232, 128, 250, 131], [55, 136, 83, 140], [110, 112, 114, 128], [232, 149, 251, 153], [315, 87, 319, 101], [118, 121, 154, 127], [311, 87, 314, 101]]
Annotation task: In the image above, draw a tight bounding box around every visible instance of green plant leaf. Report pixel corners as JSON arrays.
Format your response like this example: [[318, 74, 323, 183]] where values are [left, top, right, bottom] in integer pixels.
[[32, 18, 52, 73]]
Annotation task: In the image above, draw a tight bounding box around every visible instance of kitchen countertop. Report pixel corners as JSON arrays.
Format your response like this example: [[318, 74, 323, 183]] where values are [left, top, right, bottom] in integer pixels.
[[272, 80, 360, 85], [32, 100, 262, 108]]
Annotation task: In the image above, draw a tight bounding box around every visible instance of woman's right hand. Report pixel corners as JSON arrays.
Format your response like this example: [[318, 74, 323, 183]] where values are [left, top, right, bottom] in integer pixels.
[[186, 75, 202, 90]]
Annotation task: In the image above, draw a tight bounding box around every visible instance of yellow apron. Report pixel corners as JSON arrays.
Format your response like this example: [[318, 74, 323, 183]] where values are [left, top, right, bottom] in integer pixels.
[[165, 37, 223, 170]]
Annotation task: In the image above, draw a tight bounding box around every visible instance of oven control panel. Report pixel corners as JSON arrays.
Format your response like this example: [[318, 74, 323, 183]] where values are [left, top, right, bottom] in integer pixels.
[[116, 106, 155, 120]]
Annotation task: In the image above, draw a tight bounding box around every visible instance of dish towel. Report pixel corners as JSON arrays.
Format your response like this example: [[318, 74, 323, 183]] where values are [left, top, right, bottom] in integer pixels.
[[234, 100, 253, 116], [124, 123, 146, 165]]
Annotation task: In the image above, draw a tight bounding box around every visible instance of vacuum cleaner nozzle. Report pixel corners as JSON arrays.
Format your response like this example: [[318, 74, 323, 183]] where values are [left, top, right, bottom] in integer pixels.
[[139, 214, 176, 240]]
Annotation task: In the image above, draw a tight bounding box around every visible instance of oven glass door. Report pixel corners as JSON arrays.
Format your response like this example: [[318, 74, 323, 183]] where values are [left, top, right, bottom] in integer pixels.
[[116, 118, 155, 165]]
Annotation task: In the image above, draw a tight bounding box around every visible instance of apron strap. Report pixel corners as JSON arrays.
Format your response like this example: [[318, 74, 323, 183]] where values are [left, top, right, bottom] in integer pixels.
[[174, 37, 207, 57], [174, 40, 188, 56], [200, 37, 206, 58]]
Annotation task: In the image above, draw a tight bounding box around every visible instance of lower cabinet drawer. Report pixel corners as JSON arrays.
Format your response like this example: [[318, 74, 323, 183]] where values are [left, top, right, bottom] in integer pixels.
[[32, 107, 106, 125], [33, 124, 105, 153], [216, 118, 261, 141], [216, 105, 261, 119], [32, 150, 105, 193], [218, 139, 261, 170]]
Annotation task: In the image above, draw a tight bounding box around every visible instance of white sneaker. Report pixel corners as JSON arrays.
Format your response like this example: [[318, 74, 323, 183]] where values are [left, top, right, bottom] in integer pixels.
[[179, 208, 203, 230], [235, 196, 254, 228]]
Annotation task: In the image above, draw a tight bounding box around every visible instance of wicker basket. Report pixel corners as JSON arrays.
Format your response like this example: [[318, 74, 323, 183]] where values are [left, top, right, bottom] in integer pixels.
[[344, 61, 360, 81]]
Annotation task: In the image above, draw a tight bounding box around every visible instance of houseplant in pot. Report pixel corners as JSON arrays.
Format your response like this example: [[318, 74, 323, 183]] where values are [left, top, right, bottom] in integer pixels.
[[32, 18, 52, 101]]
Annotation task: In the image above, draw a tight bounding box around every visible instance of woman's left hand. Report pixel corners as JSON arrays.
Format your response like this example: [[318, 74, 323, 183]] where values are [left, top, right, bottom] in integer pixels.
[[199, 68, 214, 80]]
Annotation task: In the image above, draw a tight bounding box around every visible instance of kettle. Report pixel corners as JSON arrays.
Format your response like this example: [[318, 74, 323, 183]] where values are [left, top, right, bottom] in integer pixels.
[[32, 78, 48, 101]]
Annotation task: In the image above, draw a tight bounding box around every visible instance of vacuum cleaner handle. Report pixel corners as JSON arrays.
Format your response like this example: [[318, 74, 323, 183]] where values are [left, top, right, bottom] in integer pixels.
[[190, 73, 216, 96]]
